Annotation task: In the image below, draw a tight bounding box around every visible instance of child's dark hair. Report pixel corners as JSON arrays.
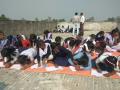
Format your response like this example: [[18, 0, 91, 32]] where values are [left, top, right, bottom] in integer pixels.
[[83, 41, 95, 52], [1, 47, 16, 63], [17, 55, 31, 65], [111, 28, 119, 35], [75, 52, 89, 67], [51, 42, 58, 50], [29, 34, 37, 47], [55, 36, 62, 46], [104, 56, 117, 68]]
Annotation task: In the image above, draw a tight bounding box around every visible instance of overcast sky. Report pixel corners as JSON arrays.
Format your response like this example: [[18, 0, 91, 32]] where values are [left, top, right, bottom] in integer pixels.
[[0, 0, 120, 21]]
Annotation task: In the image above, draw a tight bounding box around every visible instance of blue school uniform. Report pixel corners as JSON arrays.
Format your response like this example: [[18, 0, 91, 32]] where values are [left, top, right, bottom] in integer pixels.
[[73, 51, 92, 70], [53, 46, 74, 66]]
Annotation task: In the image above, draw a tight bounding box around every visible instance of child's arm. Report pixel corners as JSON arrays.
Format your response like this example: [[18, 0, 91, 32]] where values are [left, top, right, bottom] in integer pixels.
[[103, 71, 116, 77]]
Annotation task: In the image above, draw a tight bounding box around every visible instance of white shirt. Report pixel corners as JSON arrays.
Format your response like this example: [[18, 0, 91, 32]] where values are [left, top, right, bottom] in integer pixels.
[[20, 48, 37, 61], [44, 33, 52, 41], [96, 52, 112, 64], [80, 15, 85, 24], [104, 33, 114, 46], [72, 15, 80, 23], [39, 43, 50, 58]]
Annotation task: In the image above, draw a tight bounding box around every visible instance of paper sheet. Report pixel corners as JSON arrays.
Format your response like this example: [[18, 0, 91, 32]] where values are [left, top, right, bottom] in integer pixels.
[[69, 66, 76, 71], [10, 64, 22, 70], [46, 66, 63, 71], [31, 64, 48, 69], [91, 69, 108, 77], [0, 62, 5, 67], [116, 72, 120, 76]]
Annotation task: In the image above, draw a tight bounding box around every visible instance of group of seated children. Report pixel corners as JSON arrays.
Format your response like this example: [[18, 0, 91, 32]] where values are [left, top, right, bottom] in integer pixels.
[[0, 28, 120, 77]]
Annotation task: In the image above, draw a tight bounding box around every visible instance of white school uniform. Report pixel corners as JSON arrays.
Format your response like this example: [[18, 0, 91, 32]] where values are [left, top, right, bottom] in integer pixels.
[[20, 48, 37, 61], [39, 43, 51, 58]]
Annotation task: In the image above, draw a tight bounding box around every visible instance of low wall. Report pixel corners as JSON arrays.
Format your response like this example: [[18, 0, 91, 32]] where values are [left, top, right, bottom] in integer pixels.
[[0, 20, 57, 36]]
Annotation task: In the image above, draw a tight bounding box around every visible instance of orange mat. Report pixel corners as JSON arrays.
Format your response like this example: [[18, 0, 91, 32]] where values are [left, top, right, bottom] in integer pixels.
[[25, 52, 120, 79]]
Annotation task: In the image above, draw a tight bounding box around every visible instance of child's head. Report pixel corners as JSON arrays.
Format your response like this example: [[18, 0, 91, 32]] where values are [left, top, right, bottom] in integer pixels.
[[0, 31, 5, 40], [17, 55, 31, 66], [1, 47, 16, 64], [51, 42, 59, 54], [39, 40, 45, 50], [29, 34, 37, 42], [55, 36, 62, 46], [95, 41, 106, 53], [104, 56, 117, 68], [74, 53, 89, 67], [83, 41, 95, 53], [90, 34, 96, 40], [111, 28, 119, 39]]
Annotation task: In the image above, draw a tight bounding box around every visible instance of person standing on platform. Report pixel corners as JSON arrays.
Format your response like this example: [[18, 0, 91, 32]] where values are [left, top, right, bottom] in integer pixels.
[[72, 12, 80, 36], [80, 12, 85, 35]]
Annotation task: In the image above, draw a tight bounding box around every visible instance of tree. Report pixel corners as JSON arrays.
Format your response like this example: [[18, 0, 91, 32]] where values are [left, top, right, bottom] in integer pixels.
[[35, 17, 39, 21], [107, 17, 115, 22], [86, 17, 95, 22], [0, 14, 10, 21]]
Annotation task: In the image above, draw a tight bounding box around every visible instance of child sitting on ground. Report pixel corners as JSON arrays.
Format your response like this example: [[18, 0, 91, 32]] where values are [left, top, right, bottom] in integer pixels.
[[51, 42, 74, 67], [95, 52, 120, 77]]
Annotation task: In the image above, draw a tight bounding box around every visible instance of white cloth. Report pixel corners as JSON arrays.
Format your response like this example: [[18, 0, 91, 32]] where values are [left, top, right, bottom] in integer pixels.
[[104, 33, 114, 46], [72, 15, 80, 23], [72, 15, 80, 35], [39, 43, 50, 58], [20, 48, 37, 61], [80, 15, 85, 24], [44, 33, 52, 41], [96, 52, 112, 64], [0, 39, 8, 51]]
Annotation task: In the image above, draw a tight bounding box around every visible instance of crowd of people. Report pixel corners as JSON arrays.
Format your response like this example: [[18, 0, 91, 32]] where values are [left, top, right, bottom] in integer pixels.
[[0, 28, 120, 77]]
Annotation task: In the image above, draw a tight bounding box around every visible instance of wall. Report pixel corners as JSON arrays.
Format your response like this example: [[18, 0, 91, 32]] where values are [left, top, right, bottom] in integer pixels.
[[0, 20, 118, 36], [0, 20, 57, 36]]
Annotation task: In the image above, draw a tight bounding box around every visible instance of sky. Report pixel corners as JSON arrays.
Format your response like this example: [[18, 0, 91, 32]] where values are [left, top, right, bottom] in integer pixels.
[[0, 0, 120, 21]]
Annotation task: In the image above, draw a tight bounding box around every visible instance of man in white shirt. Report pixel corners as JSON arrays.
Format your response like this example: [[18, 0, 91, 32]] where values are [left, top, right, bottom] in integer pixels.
[[72, 12, 80, 36], [80, 12, 85, 35]]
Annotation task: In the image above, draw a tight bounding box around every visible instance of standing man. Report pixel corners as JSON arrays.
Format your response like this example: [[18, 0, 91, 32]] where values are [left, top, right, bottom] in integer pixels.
[[72, 12, 80, 36], [80, 12, 85, 35]]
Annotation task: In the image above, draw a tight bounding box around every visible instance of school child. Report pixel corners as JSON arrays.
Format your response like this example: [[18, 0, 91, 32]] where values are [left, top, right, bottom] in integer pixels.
[[63, 37, 75, 48], [95, 52, 120, 77], [17, 47, 37, 69], [21, 35, 30, 48], [43, 30, 52, 44], [0, 31, 8, 51], [105, 28, 120, 52], [51, 42, 74, 67], [73, 41, 95, 70], [95, 31, 105, 42], [55, 36, 62, 46], [29, 34, 37, 47], [38, 40, 52, 67], [1, 46, 18, 68]]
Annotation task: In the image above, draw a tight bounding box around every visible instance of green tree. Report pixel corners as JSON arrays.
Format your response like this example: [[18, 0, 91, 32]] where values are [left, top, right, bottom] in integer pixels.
[[0, 14, 10, 21], [107, 17, 115, 22]]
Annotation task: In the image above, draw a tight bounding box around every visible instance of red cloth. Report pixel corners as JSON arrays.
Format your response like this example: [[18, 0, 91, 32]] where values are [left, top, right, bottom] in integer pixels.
[[21, 39, 30, 48]]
